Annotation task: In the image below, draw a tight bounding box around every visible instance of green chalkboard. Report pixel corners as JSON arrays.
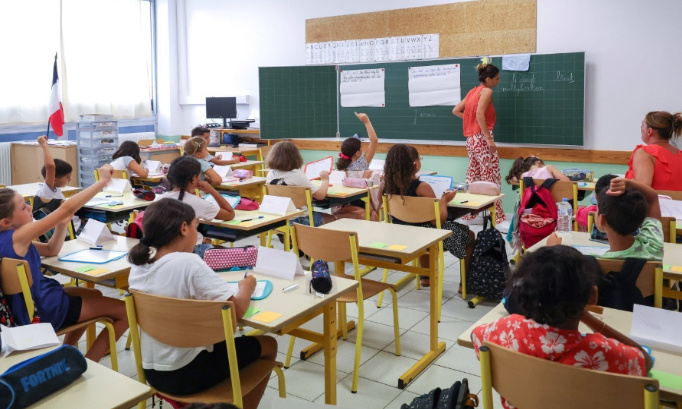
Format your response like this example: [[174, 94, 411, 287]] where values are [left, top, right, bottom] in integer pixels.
[[339, 52, 585, 145], [259, 65, 337, 139]]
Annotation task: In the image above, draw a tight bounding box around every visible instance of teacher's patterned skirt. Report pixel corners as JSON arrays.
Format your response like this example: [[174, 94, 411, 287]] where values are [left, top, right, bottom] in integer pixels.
[[464, 132, 506, 224]]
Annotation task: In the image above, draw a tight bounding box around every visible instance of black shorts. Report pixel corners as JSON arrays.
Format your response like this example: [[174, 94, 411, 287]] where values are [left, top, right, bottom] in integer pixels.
[[144, 336, 262, 396], [60, 295, 82, 328]]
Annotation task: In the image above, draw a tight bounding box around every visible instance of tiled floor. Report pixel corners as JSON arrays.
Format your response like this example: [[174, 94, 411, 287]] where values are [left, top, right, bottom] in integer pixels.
[[67, 218, 513, 409]]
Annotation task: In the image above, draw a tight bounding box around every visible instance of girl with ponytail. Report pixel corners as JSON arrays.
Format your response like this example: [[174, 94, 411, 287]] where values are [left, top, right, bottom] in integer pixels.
[[160, 156, 235, 257], [128, 198, 277, 407], [336, 112, 379, 176], [626, 111, 682, 190]]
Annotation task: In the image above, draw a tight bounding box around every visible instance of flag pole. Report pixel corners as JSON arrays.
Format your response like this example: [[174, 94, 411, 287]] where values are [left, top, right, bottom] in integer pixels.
[[46, 52, 57, 139]]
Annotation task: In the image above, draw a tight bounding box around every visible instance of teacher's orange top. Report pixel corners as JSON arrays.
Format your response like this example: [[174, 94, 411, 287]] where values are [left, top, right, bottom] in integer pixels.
[[462, 85, 496, 137], [625, 144, 682, 191]]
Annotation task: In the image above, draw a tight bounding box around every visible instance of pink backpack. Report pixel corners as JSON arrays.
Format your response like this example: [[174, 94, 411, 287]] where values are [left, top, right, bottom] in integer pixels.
[[518, 177, 558, 248]]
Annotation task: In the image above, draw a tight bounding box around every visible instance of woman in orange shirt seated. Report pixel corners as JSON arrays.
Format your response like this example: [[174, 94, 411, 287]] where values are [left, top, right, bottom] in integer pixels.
[[626, 111, 682, 190]]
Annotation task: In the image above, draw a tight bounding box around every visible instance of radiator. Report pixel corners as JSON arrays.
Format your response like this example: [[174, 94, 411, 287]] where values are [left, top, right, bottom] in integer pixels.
[[0, 142, 11, 186]]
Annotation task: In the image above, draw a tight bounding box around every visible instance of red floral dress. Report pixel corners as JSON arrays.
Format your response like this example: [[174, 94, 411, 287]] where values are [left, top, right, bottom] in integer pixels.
[[472, 314, 645, 409]]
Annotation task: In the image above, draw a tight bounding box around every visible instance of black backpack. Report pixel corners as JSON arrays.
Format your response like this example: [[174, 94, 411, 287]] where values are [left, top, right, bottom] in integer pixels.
[[467, 215, 509, 301], [401, 378, 478, 409], [588, 256, 650, 311]]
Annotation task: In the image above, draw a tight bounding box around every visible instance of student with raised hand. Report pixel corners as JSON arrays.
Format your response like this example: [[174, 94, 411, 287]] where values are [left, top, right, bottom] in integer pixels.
[[336, 112, 379, 176], [266, 141, 333, 226], [128, 199, 277, 409], [160, 156, 235, 257], [505, 155, 569, 184], [192, 126, 240, 166], [383, 144, 475, 287], [36, 135, 73, 201], [0, 164, 128, 362], [111, 140, 149, 178], [183, 136, 222, 185], [626, 111, 682, 190], [473, 245, 651, 409], [549, 176, 663, 260]]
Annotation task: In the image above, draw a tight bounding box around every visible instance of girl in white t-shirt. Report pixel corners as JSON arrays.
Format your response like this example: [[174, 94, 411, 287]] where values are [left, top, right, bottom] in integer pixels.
[[161, 156, 235, 257], [128, 199, 276, 407], [110, 141, 149, 178]]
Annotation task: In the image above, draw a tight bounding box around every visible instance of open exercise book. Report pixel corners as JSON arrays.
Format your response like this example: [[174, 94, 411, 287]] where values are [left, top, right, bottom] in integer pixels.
[[304, 156, 333, 180]]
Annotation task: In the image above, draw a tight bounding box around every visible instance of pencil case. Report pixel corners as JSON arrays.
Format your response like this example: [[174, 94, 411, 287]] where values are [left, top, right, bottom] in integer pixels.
[[0, 345, 87, 409], [342, 178, 368, 188], [204, 245, 258, 271], [233, 170, 253, 179], [467, 181, 500, 195]]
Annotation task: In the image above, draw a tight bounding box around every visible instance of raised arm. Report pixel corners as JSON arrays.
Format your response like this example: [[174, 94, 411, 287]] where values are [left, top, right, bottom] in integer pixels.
[[13, 165, 113, 256], [608, 177, 661, 219], [38, 135, 56, 189], [355, 112, 379, 164], [312, 170, 329, 200]]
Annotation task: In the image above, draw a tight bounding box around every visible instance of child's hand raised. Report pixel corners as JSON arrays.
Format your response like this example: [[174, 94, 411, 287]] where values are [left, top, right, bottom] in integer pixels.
[[607, 177, 627, 196], [354, 112, 370, 123], [37, 135, 48, 146], [98, 164, 114, 182]]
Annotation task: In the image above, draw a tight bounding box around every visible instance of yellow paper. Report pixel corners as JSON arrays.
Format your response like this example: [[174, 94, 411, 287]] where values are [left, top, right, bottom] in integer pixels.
[[86, 268, 110, 276], [671, 266, 682, 273], [238, 221, 256, 227], [386, 244, 407, 251], [250, 311, 282, 323], [467, 202, 480, 206]]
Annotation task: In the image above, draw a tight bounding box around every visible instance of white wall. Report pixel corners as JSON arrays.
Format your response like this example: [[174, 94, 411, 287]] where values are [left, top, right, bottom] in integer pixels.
[[156, 0, 682, 150]]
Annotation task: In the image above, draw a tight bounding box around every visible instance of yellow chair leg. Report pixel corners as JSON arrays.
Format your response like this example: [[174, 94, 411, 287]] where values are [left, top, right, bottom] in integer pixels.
[[376, 268, 390, 308], [390, 289, 401, 356], [438, 242, 444, 322], [125, 334, 132, 350], [284, 336, 296, 368], [102, 322, 118, 372], [460, 261, 467, 300], [273, 365, 287, 397], [480, 346, 493, 409], [414, 259, 421, 290], [351, 301, 364, 393]]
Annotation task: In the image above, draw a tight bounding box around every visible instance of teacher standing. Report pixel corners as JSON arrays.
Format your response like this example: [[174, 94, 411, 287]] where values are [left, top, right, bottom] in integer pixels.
[[452, 63, 505, 223]]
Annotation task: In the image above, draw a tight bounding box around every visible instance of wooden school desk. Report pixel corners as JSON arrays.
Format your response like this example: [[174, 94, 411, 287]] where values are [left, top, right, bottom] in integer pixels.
[[139, 146, 181, 163], [216, 176, 267, 202], [218, 269, 358, 405], [311, 180, 373, 220], [457, 303, 682, 403], [0, 347, 153, 409], [447, 192, 505, 227], [198, 208, 304, 245], [231, 160, 264, 174], [208, 145, 261, 158], [7, 182, 82, 207], [527, 231, 682, 301], [319, 218, 451, 389], [41, 236, 138, 348], [75, 191, 152, 223]]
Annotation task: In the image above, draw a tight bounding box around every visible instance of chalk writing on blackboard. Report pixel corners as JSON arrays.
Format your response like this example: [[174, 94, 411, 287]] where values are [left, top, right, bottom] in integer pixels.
[[555, 71, 575, 83], [500, 73, 544, 96], [413, 110, 437, 125], [408, 63, 461, 107], [340, 68, 386, 107]]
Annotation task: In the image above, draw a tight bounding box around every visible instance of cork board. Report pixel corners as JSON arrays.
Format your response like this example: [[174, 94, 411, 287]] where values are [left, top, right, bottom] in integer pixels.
[[305, 0, 536, 58]]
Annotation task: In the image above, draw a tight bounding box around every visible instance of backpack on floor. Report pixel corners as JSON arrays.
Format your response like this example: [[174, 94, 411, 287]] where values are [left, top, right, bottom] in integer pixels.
[[467, 215, 509, 299], [518, 177, 558, 248], [401, 378, 478, 409]]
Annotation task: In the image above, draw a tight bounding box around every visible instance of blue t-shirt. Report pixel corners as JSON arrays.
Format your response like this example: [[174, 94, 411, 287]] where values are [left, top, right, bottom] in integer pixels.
[[198, 158, 213, 181], [0, 230, 70, 329]]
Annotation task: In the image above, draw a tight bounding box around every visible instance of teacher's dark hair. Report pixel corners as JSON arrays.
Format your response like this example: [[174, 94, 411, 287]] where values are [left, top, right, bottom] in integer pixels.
[[644, 111, 682, 140], [509, 245, 596, 327], [128, 199, 196, 265], [476, 63, 499, 83]]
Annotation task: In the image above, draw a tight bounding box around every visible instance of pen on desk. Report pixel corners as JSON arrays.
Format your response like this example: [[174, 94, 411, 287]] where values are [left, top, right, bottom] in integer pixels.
[[105, 195, 123, 198], [240, 216, 264, 222], [89, 246, 103, 250], [457, 200, 468, 204]]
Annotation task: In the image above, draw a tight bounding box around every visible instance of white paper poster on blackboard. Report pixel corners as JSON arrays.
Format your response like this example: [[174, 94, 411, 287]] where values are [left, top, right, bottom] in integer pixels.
[[340, 68, 385, 107], [408, 63, 461, 107]]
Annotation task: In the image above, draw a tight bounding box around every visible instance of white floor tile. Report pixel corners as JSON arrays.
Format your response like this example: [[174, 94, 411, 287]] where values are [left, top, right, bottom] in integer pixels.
[[337, 320, 403, 351], [404, 364, 481, 397], [395, 290, 432, 313], [357, 351, 418, 388], [271, 360, 347, 401], [384, 390, 420, 409], [440, 298, 495, 322], [384, 330, 441, 361], [367, 305, 429, 331], [313, 373, 403, 409], [306, 339, 381, 375], [410, 316, 472, 342], [435, 343, 481, 376]]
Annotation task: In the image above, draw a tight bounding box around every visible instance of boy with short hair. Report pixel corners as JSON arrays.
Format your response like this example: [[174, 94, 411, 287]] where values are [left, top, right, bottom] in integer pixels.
[[36, 135, 73, 201], [190, 126, 239, 166], [549, 176, 663, 260]]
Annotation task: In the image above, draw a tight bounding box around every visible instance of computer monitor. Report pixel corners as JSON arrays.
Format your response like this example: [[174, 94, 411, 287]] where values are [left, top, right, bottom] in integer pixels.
[[205, 97, 237, 128]]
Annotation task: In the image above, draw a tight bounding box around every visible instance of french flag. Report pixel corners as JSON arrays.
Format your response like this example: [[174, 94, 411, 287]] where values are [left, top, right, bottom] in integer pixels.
[[48, 53, 65, 137]]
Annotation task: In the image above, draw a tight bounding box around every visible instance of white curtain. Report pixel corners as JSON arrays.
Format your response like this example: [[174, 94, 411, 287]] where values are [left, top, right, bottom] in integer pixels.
[[0, 0, 152, 127]]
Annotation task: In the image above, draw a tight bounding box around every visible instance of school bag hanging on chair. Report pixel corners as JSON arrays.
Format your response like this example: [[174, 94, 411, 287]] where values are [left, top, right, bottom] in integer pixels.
[[518, 177, 559, 248], [467, 215, 509, 300]]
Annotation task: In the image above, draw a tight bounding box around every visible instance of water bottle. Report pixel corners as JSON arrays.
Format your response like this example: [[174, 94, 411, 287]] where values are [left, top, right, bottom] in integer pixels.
[[556, 198, 573, 234]]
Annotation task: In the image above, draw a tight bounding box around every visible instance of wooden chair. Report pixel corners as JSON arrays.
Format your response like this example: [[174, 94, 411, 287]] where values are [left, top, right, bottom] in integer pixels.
[[588, 211, 677, 243], [381, 195, 450, 320], [124, 290, 286, 409], [519, 178, 579, 230], [596, 258, 663, 308], [258, 144, 272, 163], [0, 258, 119, 371], [286, 223, 401, 393], [479, 341, 659, 409], [137, 138, 166, 146], [263, 184, 314, 251], [94, 169, 128, 181]]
